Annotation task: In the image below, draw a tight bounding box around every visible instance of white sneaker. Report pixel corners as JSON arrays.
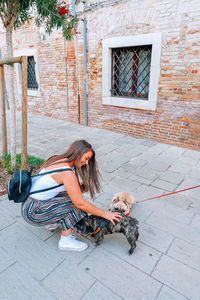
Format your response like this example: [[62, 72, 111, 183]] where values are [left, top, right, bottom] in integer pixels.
[[58, 234, 88, 251], [45, 223, 59, 231]]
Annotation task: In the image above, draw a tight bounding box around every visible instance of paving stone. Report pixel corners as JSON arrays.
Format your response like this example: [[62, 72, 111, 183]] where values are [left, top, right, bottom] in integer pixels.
[[139, 222, 174, 253], [0, 200, 18, 230], [146, 159, 171, 172], [183, 149, 200, 160], [0, 262, 56, 300], [102, 180, 141, 196], [98, 233, 161, 274], [80, 247, 161, 300], [0, 247, 16, 273], [151, 179, 177, 191], [134, 184, 165, 202], [81, 281, 122, 300], [159, 170, 185, 185], [135, 165, 162, 181], [42, 260, 95, 300], [137, 195, 194, 225], [190, 215, 200, 229], [146, 212, 200, 247], [167, 238, 200, 271], [0, 222, 64, 280], [189, 167, 200, 179], [157, 286, 189, 300], [168, 158, 197, 173], [176, 177, 200, 201], [152, 255, 200, 300], [130, 203, 152, 222]]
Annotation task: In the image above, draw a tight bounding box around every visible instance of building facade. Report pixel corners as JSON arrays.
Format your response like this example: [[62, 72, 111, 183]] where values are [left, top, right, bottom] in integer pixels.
[[0, 0, 200, 150]]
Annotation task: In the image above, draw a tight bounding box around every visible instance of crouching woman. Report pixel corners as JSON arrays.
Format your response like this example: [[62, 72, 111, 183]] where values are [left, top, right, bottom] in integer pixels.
[[21, 140, 121, 251]]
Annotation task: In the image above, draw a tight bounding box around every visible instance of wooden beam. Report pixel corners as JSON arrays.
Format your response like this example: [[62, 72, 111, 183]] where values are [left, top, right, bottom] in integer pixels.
[[21, 56, 28, 169], [0, 65, 7, 155], [0, 56, 22, 66]]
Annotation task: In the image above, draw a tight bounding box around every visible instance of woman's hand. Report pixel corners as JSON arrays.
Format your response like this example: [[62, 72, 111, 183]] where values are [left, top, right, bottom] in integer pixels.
[[102, 211, 122, 225]]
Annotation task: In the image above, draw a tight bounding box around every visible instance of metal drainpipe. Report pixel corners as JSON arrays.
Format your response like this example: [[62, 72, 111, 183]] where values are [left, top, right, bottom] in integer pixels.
[[71, 0, 81, 123], [83, 16, 88, 126], [63, 36, 69, 110]]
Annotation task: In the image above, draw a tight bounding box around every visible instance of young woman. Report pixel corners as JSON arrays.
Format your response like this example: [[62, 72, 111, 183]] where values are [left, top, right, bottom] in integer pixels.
[[21, 140, 122, 251]]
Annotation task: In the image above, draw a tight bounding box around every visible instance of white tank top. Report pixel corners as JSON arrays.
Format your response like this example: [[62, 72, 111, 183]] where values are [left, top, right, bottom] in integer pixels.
[[30, 167, 73, 200]]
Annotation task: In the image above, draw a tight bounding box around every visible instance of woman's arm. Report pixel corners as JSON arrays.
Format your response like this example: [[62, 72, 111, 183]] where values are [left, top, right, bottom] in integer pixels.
[[60, 171, 122, 224]]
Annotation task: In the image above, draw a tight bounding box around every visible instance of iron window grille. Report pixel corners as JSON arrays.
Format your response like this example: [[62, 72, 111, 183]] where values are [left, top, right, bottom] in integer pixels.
[[27, 56, 39, 90], [111, 45, 152, 99]]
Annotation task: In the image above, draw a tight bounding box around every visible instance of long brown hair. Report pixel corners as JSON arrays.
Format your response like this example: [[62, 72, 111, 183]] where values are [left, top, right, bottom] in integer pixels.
[[39, 140, 101, 199]]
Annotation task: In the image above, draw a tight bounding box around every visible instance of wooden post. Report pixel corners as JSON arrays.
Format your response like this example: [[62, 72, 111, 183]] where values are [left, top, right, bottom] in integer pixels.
[[0, 65, 7, 155], [21, 56, 28, 169]]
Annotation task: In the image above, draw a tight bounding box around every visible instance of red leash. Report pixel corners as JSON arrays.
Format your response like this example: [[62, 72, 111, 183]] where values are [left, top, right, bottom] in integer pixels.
[[136, 184, 200, 203]]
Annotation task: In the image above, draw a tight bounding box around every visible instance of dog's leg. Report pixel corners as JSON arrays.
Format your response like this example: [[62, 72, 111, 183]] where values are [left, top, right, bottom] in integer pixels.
[[127, 237, 137, 255], [95, 230, 105, 246]]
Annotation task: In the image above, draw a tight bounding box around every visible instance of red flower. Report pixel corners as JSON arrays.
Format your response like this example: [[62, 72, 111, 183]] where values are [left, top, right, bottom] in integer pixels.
[[59, 7, 68, 15]]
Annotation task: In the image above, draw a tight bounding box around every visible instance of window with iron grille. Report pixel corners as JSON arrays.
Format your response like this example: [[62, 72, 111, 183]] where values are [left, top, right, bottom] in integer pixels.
[[111, 46, 152, 100], [27, 56, 39, 90]]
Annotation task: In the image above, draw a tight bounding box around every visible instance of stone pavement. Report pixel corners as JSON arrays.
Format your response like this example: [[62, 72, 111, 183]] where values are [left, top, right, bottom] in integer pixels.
[[0, 112, 200, 300]]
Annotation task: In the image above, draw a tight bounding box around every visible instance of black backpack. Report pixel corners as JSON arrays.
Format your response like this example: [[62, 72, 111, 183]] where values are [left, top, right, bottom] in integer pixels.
[[8, 167, 72, 203]]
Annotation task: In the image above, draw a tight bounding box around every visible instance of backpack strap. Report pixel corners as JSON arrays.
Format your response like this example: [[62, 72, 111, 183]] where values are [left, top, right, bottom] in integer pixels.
[[30, 168, 72, 195], [32, 168, 72, 177]]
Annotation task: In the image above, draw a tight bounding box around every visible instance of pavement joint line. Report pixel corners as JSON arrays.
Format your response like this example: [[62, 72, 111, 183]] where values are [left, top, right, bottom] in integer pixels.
[[166, 252, 200, 273], [0, 220, 18, 232], [0, 260, 17, 275], [79, 279, 97, 300], [164, 236, 175, 255], [40, 256, 66, 283]]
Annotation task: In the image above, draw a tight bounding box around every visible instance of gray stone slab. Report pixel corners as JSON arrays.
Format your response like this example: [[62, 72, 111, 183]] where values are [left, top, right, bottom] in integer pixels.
[[130, 203, 152, 222], [0, 262, 56, 300], [139, 222, 174, 253], [0, 222, 64, 280], [151, 179, 177, 191], [146, 159, 171, 172], [135, 165, 162, 181], [80, 247, 161, 300], [0, 200, 18, 230], [167, 238, 200, 271], [189, 167, 200, 180], [183, 149, 200, 160], [0, 247, 16, 273], [146, 212, 200, 247], [152, 255, 200, 300], [190, 215, 200, 229], [168, 157, 197, 173], [176, 177, 200, 201], [157, 286, 188, 300], [159, 170, 185, 185], [81, 281, 122, 300], [102, 180, 141, 196], [98, 233, 161, 274], [134, 184, 165, 202], [42, 260, 95, 300], [137, 196, 193, 225]]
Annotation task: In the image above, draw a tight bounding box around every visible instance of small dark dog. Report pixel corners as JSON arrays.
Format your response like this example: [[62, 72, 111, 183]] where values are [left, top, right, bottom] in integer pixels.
[[75, 212, 139, 255]]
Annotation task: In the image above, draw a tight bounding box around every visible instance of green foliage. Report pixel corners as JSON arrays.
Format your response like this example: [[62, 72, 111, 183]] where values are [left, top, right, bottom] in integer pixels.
[[0, 0, 78, 41], [2, 153, 44, 174]]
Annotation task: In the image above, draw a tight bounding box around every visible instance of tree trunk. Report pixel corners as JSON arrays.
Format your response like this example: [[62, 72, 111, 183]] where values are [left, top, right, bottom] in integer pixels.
[[5, 25, 16, 168]]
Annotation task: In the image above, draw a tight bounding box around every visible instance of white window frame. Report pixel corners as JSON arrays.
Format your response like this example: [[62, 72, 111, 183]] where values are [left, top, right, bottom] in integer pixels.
[[14, 48, 41, 97], [102, 33, 162, 111]]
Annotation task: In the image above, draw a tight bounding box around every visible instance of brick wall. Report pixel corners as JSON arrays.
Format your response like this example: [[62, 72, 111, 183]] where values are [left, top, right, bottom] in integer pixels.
[[0, 0, 200, 150]]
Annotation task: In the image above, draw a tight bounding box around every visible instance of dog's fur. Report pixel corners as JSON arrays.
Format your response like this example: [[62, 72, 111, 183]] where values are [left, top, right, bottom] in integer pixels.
[[109, 192, 135, 216], [75, 212, 139, 255]]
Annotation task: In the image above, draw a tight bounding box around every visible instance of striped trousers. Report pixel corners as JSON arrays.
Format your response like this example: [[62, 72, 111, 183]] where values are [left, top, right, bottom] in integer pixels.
[[21, 193, 87, 231]]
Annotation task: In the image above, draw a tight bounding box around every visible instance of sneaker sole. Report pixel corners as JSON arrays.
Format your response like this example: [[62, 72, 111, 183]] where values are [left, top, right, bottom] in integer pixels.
[[58, 244, 88, 252]]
